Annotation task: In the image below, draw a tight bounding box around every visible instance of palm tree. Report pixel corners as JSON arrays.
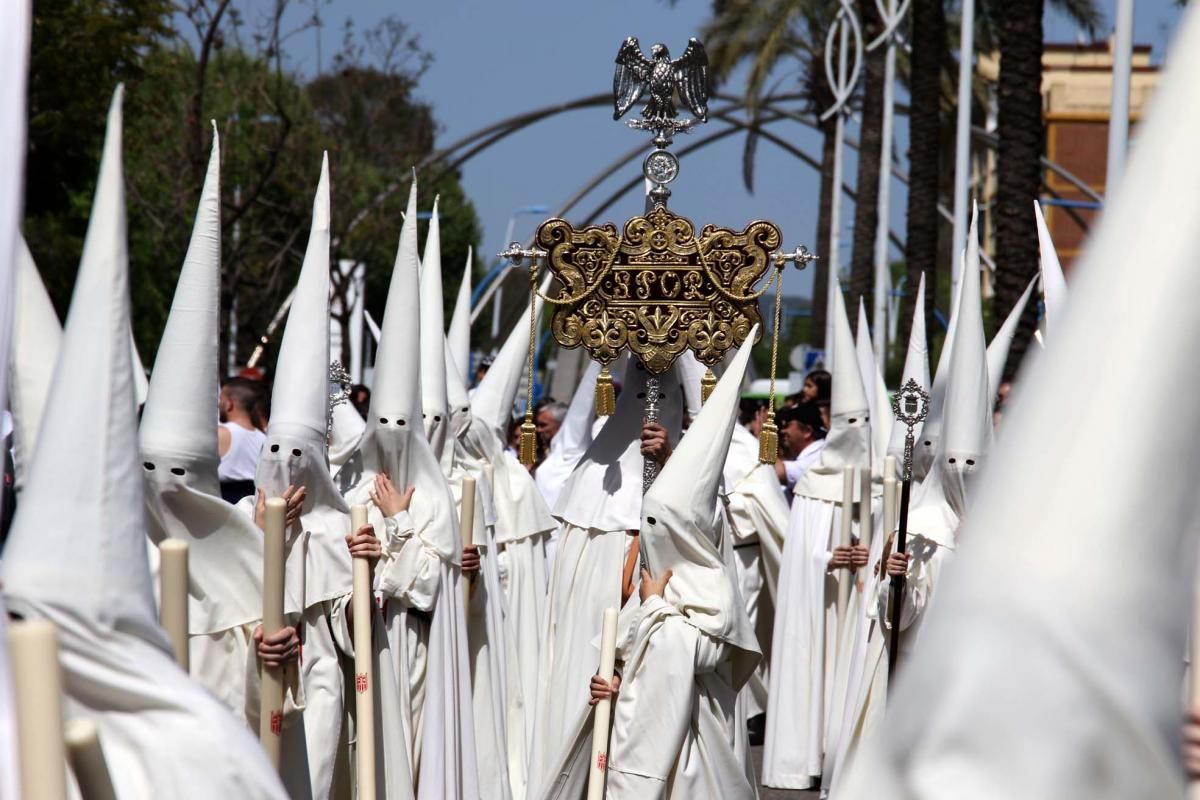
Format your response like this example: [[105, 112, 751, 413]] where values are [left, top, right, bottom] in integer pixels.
[[848, 0, 885, 326], [989, 0, 1099, 378], [901, 0, 945, 352], [702, 0, 841, 347]]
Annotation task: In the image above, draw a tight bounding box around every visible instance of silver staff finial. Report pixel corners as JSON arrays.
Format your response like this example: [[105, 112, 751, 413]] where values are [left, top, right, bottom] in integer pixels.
[[773, 245, 818, 271], [891, 377, 931, 482], [497, 243, 548, 267]]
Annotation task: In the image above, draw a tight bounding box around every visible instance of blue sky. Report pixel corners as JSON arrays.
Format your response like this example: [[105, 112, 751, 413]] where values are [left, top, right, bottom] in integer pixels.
[[281, 0, 1185, 301]]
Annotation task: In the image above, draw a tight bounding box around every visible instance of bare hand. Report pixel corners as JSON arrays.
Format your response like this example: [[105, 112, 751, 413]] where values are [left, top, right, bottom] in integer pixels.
[[253, 624, 300, 668], [588, 673, 621, 706], [1184, 709, 1200, 779], [346, 524, 382, 566], [462, 545, 481, 580], [255, 485, 306, 531], [828, 545, 857, 571], [886, 551, 910, 578], [640, 422, 672, 465], [849, 544, 869, 569], [638, 567, 673, 602], [369, 473, 414, 518]]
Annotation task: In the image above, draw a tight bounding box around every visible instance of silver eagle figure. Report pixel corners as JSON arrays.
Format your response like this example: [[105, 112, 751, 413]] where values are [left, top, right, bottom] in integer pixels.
[[612, 37, 709, 128]]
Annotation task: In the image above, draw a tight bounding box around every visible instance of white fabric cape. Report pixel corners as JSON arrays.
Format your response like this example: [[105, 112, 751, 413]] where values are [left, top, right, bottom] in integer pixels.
[[839, 9, 1200, 797]]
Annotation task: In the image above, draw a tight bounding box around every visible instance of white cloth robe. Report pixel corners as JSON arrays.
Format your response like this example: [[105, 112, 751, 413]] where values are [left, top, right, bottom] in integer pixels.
[[527, 522, 630, 800], [827, 520, 955, 796], [450, 460, 514, 800], [762, 497, 846, 789], [327, 596, 416, 800], [825, 507, 892, 794], [343, 472, 478, 798], [489, 452, 553, 792], [235, 498, 355, 800], [722, 425, 790, 719], [9, 601, 288, 799], [606, 595, 757, 799]]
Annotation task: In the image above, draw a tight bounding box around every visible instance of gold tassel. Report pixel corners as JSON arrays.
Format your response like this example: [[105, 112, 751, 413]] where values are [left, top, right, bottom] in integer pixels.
[[595, 365, 616, 416], [699, 368, 716, 405], [758, 266, 785, 465], [758, 409, 779, 464], [519, 416, 538, 465]]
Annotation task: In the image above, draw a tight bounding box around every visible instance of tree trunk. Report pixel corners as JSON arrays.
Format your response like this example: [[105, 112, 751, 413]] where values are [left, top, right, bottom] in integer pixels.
[[994, 0, 1045, 379], [848, 0, 885, 328], [902, 0, 945, 353], [812, 116, 838, 349]]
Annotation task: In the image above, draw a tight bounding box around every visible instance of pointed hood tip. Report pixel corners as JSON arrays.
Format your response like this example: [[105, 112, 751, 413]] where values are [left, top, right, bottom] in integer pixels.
[[140, 131, 222, 464], [649, 325, 760, 527], [2, 85, 165, 645]]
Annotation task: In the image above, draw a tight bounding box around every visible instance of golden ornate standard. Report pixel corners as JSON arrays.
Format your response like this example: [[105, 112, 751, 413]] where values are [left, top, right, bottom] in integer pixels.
[[500, 36, 815, 466], [536, 205, 781, 376]]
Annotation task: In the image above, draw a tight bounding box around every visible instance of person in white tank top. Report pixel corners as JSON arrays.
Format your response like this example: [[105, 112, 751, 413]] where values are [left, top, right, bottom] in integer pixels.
[[217, 377, 266, 502]]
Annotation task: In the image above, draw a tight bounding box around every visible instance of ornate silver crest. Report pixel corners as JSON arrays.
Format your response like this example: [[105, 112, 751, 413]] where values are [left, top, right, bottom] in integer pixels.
[[613, 37, 710, 206], [327, 360, 352, 436], [890, 378, 931, 481]]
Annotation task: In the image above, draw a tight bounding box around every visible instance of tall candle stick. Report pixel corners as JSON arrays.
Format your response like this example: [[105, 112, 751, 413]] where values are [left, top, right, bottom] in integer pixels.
[[259, 497, 286, 768], [350, 504, 376, 800]]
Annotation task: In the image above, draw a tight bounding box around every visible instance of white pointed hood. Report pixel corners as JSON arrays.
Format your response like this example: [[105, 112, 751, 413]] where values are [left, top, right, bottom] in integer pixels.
[[906, 202, 991, 546], [355, 175, 459, 561], [139, 129, 287, 633], [419, 195, 450, 459], [986, 275, 1037, 398], [130, 330, 148, 406], [795, 281, 870, 503], [469, 273, 551, 438], [534, 359, 601, 510], [554, 359, 684, 531], [446, 337, 473, 438], [255, 154, 348, 518], [447, 247, 473, 388], [459, 289, 557, 545], [855, 297, 893, 479], [140, 125, 222, 471], [916, 205, 977, 479], [7, 236, 62, 490], [359, 177, 423, 487], [677, 349, 708, 420], [329, 400, 366, 477], [1035, 200, 1067, 341], [641, 330, 762, 688], [1, 86, 165, 648], [837, 12, 1200, 795], [887, 271, 929, 460]]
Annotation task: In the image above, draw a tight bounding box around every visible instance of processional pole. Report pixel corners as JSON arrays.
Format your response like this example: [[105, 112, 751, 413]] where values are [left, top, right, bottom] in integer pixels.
[[821, 2, 863, 364], [501, 35, 815, 797], [887, 378, 930, 678]]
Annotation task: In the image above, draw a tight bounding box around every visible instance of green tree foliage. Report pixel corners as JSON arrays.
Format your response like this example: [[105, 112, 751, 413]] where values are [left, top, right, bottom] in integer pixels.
[[24, 1, 482, 373]]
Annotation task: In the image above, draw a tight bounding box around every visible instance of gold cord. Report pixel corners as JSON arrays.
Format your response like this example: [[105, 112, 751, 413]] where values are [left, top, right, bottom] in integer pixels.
[[758, 265, 786, 464], [518, 262, 539, 465]]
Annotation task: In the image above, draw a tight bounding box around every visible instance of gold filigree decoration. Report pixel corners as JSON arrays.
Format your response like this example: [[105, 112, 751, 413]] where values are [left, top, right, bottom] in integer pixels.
[[536, 205, 780, 374]]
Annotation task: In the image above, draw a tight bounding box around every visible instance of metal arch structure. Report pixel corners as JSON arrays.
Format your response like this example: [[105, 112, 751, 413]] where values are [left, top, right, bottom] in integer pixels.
[[251, 87, 1104, 364]]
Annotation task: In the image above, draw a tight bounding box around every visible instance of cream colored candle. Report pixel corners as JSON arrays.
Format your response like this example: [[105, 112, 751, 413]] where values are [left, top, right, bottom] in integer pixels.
[[350, 503, 376, 800], [883, 456, 898, 548], [836, 465, 855, 621], [858, 465, 873, 552], [157, 539, 189, 671], [259, 496, 287, 768], [9, 619, 67, 800], [461, 476, 477, 607], [586, 608, 620, 800], [1190, 574, 1200, 800], [65, 718, 117, 800]]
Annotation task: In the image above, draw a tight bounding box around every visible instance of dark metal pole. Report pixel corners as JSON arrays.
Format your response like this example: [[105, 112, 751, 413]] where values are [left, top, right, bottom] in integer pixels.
[[886, 378, 930, 680]]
